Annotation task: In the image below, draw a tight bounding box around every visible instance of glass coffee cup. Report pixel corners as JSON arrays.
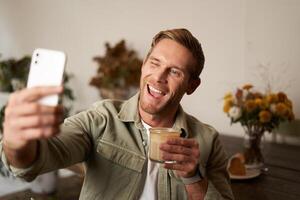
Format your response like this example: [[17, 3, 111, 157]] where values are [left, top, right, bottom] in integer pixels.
[[149, 127, 181, 163]]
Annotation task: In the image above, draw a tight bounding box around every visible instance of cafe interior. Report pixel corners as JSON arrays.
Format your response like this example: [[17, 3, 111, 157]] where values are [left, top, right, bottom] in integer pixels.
[[0, 0, 299, 199]]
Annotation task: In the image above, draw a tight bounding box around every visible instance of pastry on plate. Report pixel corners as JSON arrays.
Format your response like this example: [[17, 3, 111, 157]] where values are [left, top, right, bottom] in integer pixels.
[[228, 153, 246, 176]]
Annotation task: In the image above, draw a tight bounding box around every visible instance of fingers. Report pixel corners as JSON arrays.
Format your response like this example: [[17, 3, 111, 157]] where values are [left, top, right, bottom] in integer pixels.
[[162, 152, 194, 163], [163, 163, 196, 172], [160, 143, 193, 156], [160, 138, 200, 157], [2, 87, 64, 151], [9, 114, 63, 129], [159, 138, 200, 177], [8, 86, 63, 105], [5, 103, 63, 117], [162, 151, 198, 177], [164, 163, 186, 171], [166, 138, 199, 148], [163, 157, 197, 177], [21, 126, 61, 140]]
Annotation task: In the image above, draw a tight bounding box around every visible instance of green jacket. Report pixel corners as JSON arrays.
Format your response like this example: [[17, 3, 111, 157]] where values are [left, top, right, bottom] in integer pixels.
[[0, 93, 234, 200]]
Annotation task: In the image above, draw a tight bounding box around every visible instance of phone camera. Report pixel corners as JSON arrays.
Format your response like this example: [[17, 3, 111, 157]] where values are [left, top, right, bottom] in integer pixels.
[[35, 61, 38, 64], [36, 53, 39, 57]]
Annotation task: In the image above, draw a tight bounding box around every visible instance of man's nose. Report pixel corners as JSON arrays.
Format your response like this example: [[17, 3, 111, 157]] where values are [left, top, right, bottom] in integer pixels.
[[153, 68, 168, 83]]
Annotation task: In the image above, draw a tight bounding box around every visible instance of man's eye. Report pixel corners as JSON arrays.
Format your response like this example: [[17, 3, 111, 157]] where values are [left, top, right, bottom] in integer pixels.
[[170, 69, 180, 76], [150, 62, 159, 67]]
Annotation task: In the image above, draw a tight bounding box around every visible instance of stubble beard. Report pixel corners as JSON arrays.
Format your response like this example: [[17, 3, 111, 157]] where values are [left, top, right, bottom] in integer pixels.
[[139, 91, 167, 115], [138, 77, 184, 117], [139, 87, 181, 117]]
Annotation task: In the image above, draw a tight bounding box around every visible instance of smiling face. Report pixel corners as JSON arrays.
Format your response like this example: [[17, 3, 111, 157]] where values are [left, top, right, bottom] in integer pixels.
[[139, 39, 200, 120]]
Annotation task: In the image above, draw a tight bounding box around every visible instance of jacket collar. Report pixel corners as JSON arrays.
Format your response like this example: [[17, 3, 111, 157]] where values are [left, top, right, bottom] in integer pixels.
[[117, 93, 143, 129], [173, 106, 189, 137], [117, 92, 189, 136], [117, 92, 140, 123]]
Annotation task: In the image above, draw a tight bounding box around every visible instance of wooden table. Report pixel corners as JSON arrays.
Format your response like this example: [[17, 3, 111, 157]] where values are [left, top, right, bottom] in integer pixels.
[[220, 135, 300, 200], [2, 135, 300, 200], [0, 175, 82, 200]]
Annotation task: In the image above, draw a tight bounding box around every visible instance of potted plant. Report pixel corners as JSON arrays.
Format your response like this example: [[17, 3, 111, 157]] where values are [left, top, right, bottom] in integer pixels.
[[0, 55, 75, 131], [0, 55, 75, 194], [223, 84, 295, 168], [89, 40, 142, 99]]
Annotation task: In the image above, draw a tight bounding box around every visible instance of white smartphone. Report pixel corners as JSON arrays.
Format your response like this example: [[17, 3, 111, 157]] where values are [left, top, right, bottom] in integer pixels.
[[27, 48, 66, 106]]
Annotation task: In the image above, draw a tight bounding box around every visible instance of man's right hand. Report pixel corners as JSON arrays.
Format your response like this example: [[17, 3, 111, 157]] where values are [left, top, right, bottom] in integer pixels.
[[2, 86, 63, 168]]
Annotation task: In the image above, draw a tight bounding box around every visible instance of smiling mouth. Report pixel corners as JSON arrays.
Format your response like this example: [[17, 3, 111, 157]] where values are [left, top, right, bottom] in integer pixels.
[[147, 84, 166, 98]]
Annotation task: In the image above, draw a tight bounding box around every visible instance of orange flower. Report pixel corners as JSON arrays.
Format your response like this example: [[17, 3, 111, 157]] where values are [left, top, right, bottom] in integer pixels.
[[277, 92, 287, 102], [260, 99, 269, 109], [255, 98, 263, 107], [245, 92, 255, 100], [275, 103, 289, 117], [223, 92, 233, 100], [245, 100, 256, 112], [266, 94, 278, 104], [256, 98, 269, 109], [223, 99, 233, 113], [253, 92, 263, 99], [285, 99, 293, 109], [259, 110, 272, 123], [242, 84, 253, 90], [222, 84, 295, 131]]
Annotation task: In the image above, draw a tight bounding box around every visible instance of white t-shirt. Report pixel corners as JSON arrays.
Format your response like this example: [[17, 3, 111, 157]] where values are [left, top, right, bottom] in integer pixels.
[[139, 121, 160, 200]]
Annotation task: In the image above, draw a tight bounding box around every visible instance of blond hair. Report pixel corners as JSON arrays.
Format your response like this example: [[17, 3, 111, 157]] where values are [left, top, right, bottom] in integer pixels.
[[147, 28, 205, 78]]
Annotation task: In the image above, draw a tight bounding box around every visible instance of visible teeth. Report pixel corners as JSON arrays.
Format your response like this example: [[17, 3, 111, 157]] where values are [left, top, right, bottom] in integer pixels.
[[149, 85, 162, 94]]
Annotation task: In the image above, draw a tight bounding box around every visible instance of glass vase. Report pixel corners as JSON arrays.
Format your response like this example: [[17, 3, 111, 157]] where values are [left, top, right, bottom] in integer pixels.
[[243, 130, 264, 169]]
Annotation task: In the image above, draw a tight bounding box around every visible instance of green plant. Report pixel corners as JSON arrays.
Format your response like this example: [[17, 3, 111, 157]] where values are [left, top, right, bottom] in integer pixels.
[[61, 73, 75, 118], [0, 55, 75, 176], [0, 56, 31, 92], [0, 56, 75, 130]]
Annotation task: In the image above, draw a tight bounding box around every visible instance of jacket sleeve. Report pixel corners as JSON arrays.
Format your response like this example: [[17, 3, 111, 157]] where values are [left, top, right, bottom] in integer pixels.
[[205, 133, 234, 200], [0, 110, 101, 182]]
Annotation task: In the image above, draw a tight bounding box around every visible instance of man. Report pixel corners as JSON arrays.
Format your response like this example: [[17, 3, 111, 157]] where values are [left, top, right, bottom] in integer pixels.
[[0, 28, 234, 199]]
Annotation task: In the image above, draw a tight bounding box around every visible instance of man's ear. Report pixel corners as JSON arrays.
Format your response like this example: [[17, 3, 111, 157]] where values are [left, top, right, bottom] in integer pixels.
[[186, 78, 201, 95]]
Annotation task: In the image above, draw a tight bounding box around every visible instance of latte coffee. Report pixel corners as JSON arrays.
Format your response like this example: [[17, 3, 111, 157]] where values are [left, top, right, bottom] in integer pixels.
[[149, 128, 181, 163]]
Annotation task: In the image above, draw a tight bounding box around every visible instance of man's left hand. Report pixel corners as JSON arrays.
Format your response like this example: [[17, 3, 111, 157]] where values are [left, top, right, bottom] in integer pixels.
[[160, 138, 200, 178]]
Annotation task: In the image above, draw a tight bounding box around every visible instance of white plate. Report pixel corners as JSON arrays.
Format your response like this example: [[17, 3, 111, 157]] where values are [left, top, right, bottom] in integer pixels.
[[228, 168, 261, 180], [227, 154, 262, 180]]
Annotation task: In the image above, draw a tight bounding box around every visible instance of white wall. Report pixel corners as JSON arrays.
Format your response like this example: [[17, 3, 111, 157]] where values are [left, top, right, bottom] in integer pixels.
[[1, 0, 299, 142]]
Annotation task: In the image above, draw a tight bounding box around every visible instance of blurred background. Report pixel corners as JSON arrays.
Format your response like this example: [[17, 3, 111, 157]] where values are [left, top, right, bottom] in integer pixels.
[[0, 0, 300, 199]]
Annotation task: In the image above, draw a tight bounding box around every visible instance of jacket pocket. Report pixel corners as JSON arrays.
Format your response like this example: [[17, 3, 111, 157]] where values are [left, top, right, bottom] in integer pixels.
[[96, 139, 146, 173]]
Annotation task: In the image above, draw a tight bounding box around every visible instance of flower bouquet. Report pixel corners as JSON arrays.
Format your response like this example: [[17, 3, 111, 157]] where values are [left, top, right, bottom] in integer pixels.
[[223, 84, 295, 168]]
